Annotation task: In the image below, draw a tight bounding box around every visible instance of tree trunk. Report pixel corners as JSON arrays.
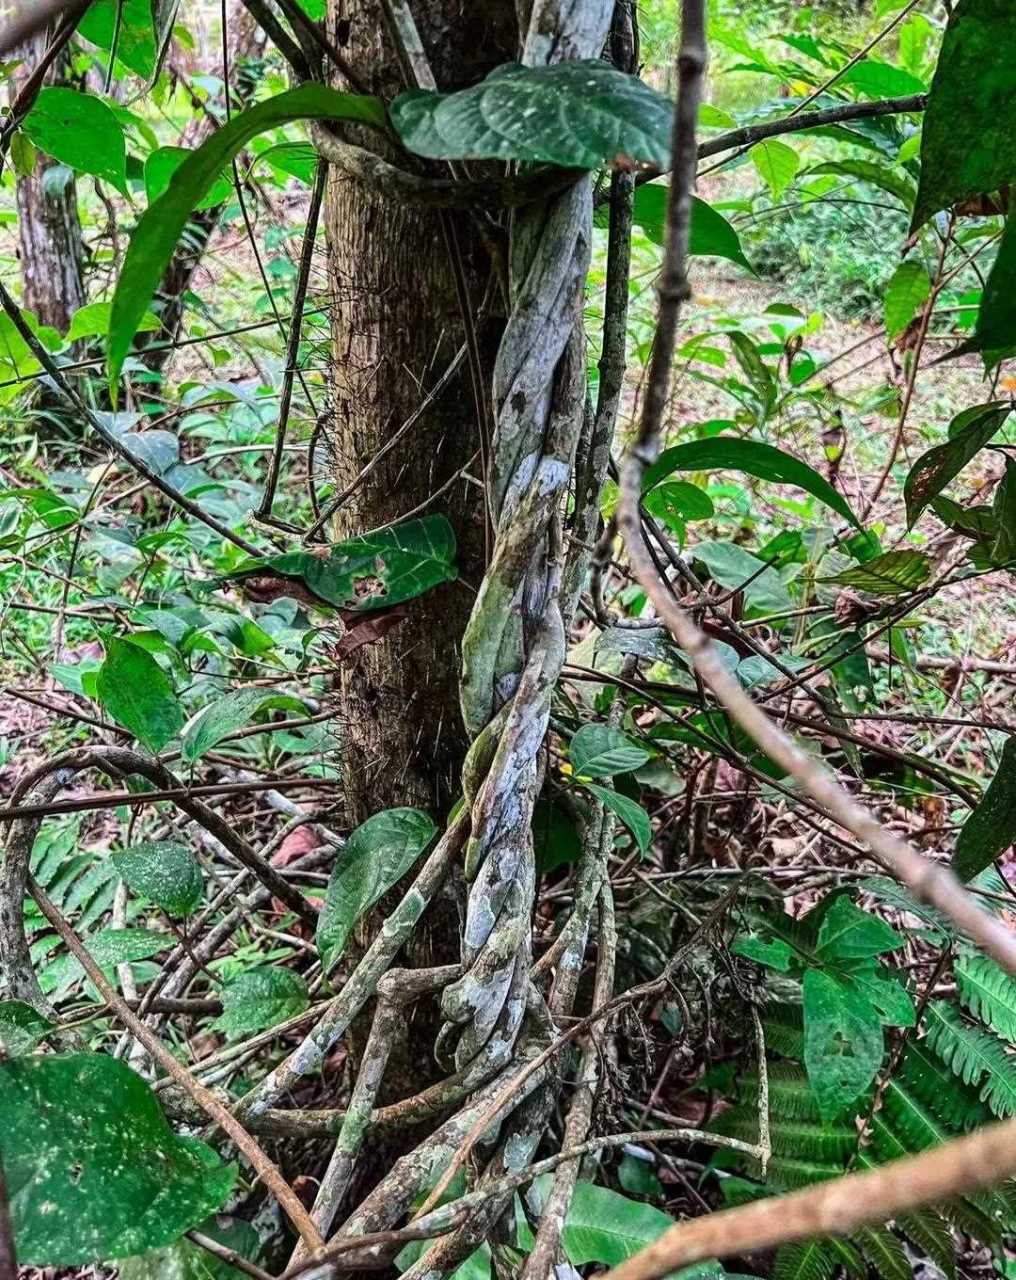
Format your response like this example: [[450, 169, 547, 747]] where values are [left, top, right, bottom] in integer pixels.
[[324, 0, 517, 824], [10, 33, 84, 333]]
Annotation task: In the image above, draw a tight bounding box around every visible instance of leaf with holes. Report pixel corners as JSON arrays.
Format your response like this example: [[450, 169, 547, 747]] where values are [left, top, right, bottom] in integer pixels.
[[953, 736, 1016, 882], [803, 969, 884, 1120], [0, 1053, 235, 1264], [582, 783, 652, 855], [884, 260, 931, 340], [23, 88, 127, 194], [108, 86, 385, 392], [904, 402, 1011, 525], [642, 436, 860, 528], [570, 725, 650, 779], [112, 841, 204, 918], [815, 897, 905, 963], [911, 0, 1016, 229], [95, 638, 183, 752], [821, 550, 932, 596], [391, 60, 673, 170], [212, 967, 309, 1038], [232, 515, 457, 613], [317, 808, 437, 971]]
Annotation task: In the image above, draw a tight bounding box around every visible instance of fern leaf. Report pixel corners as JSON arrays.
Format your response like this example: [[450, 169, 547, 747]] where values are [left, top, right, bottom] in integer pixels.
[[853, 1226, 910, 1280], [879, 1076, 956, 1153], [822, 1235, 866, 1279], [937, 1195, 1003, 1251], [772, 1240, 836, 1280], [737, 1064, 822, 1122], [765, 1156, 848, 1189], [764, 1004, 805, 1061], [898, 1209, 955, 1279], [925, 1001, 1016, 1118], [897, 1041, 990, 1132], [955, 950, 1016, 1044]]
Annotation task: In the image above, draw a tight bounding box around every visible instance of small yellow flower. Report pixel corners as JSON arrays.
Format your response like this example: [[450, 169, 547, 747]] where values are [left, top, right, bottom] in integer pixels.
[[1000, 375, 1016, 394]]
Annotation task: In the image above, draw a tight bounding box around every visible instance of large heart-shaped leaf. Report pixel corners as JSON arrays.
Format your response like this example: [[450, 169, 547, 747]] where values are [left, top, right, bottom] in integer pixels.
[[317, 808, 436, 971], [112, 841, 204, 918], [391, 60, 672, 170], [903, 402, 1011, 526], [108, 85, 385, 392], [641, 436, 861, 529], [0, 1053, 235, 1264], [23, 87, 127, 194], [237, 515, 458, 612], [95, 637, 183, 752], [911, 0, 1016, 230]]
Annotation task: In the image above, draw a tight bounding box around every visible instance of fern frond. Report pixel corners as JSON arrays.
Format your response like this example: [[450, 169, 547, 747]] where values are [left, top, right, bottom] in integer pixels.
[[897, 1041, 990, 1132], [764, 1003, 805, 1062], [822, 1235, 866, 1279], [772, 1239, 836, 1280], [718, 1111, 854, 1165], [852, 1226, 911, 1280], [898, 1209, 955, 1279], [736, 1064, 821, 1123], [925, 1001, 1016, 1118], [955, 950, 1016, 1044], [937, 1195, 1003, 1251], [764, 1156, 846, 1189], [878, 1077, 956, 1154]]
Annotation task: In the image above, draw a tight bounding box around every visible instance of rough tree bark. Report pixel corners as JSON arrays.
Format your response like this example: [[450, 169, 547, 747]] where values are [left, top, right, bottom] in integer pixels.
[[324, 0, 517, 824], [10, 29, 84, 332]]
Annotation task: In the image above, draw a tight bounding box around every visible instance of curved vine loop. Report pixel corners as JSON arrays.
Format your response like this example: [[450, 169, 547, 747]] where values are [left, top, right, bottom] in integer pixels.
[[440, 0, 614, 1071]]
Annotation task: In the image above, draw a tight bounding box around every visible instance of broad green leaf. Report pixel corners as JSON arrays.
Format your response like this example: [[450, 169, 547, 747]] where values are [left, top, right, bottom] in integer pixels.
[[803, 969, 884, 1120], [43, 928, 171, 996], [66, 301, 161, 343], [77, 0, 159, 79], [750, 140, 799, 198], [953, 736, 1016, 882], [883, 260, 931, 340], [230, 515, 457, 612], [118, 1218, 261, 1280], [815, 897, 904, 962], [642, 436, 860, 529], [391, 60, 672, 170], [212, 966, 309, 1038], [806, 159, 917, 208], [691, 541, 792, 615], [570, 725, 650, 778], [840, 59, 925, 98], [844, 968, 916, 1029], [0, 1001, 52, 1056], [948, 217, 1016, 369], [22, 87, 127, 194], [583, 783, 652, 854], [0, 1053, 235, 1264], [180, 688, 298, 763], [911, 0, 1016, 229], [533, 797, 582, 873], [903, 402, 1011, 526], [991, 457, 1016, 563], [252, 140, 318, 185], [821, 550, 932, 596], [96, 638, 183, 752], [112, 841, 204, 917], [145, 147, 233, 209], [731, 934, 794, 972], [610, 185, 752, 272], [643, 480, 715, 525], [317, 808, 436, 970], [108, 85, 385, 391]]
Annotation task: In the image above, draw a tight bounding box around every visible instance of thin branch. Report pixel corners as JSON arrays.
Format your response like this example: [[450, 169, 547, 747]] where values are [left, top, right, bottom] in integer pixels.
[[0, 0, 86, 57]]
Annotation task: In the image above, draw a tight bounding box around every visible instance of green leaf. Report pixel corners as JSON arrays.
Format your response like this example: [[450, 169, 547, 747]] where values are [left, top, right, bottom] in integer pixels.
[[0, 1001, 52, 1056], [613, 185, 752, 271], [904, 402, 1011, 526], [118, 1217, 262, 1280], [642, 436, 860, 529], [43, 928, 171, 996], [95, 638, 183, 752], [22, 87, 127, 194], [911, 0, 1016, 229], [806, 159, 917, 208], [955, 949, 1016, 1043], [991, 457, 1016, 563], [925, 1000, 1016, 1118], [815, 896, 904, 962], [0, 1053, 235, 1264], [750, 140, 799, 198], [180, 688, 294, 763], [212, 966, 309, 1038], [77, 0, 159, 79], [235, 515, 458, 612], [840, 59, 925, 98], [391, 60, 673, 170], [949, 217, 1016, 369], [952, 736, 1016, 881], [820, 549, 932, 596], [253, 140, 319, 185], [583, 783, 652, 854], [112, 841, 204, 918], [803, 969, 884, 1120], [317, 808, 436, 971], [643, 480, 715, 525], [66, 300, 161, 343], [731, 934, 794, 972], [691, 541, 792, 615], [570, 725, 650, 778], [145, 147, 233, 209], [108, 85, 384, 392], [883, 260, 931, 340], [846, 967, 916, 1029]]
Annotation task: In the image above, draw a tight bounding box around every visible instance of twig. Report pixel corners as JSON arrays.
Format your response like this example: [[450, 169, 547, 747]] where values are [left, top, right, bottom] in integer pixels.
[[187, 1232, 276, 1280], [28, 876, 325, 1251]]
